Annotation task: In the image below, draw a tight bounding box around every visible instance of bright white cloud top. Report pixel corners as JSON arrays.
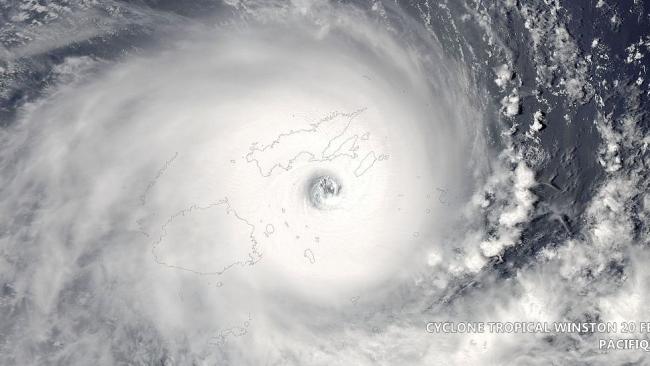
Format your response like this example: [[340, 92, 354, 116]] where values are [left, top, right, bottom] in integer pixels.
[[0, 0, 648, 365]]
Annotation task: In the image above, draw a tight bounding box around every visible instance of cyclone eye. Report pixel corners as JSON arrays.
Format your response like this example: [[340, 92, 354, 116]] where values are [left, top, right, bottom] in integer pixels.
[[308, 174, 342, 210]]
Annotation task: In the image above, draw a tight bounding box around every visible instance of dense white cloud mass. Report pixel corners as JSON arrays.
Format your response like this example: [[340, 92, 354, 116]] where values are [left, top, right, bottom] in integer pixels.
[[0, 2, 487, 364], [0, 0, 648, 365]]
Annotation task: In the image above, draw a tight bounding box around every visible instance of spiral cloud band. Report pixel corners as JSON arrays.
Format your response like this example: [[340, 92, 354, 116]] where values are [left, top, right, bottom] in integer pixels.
[[1, 0, 648, 365], [2, 2, 485, 362]]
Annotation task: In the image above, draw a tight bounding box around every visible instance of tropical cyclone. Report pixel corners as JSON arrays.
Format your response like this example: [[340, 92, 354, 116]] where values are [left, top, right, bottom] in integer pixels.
[[2, 0, 644, 365]]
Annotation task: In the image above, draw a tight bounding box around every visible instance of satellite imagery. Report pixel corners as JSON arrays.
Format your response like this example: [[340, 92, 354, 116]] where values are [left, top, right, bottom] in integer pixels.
[[0, 0, 649, 365]]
